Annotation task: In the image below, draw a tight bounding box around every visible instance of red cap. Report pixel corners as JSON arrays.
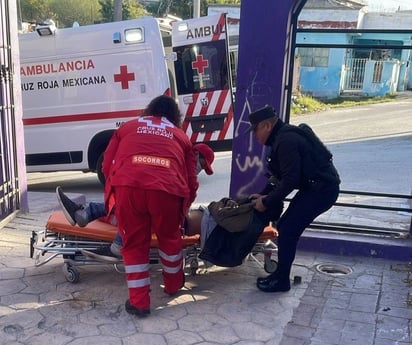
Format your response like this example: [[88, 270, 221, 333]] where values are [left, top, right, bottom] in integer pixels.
[[193, 143, 214, 175]]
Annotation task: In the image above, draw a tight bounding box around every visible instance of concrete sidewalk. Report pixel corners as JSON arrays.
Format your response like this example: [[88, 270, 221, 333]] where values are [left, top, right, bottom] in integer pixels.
[[0, 192, 411, 345]]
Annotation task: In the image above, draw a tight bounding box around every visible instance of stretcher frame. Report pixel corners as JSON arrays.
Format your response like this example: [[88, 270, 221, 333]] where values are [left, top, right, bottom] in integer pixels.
[[30, 211, 278, 283]]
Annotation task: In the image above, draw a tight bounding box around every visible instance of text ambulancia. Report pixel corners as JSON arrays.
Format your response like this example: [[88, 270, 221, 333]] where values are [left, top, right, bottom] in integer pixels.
[[19, 17, 170, 184]]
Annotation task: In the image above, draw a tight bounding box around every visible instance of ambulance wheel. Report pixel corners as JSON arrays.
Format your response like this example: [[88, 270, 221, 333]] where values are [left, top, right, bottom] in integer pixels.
[[63, 263, 80, 283], [264, 259, 278, 274], [96, 153, 106, 186]]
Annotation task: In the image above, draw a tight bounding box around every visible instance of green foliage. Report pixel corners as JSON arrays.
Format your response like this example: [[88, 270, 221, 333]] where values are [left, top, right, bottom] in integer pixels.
[[20, 0, 102, 26], [323, 94, 397, 108], [145, 0, 208, 19], [98, 0, 146, 23], [49, 0, 102, 27], [291, 94, 326, 115], [208, 0, 241, 4], [19, 0, 53, 24], [291, 93, 397, 115], [19, 0, 146, 27], [19, 0, 240, 26]]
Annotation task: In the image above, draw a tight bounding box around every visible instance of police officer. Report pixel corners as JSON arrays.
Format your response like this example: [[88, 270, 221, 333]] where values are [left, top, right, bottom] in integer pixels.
[[246, 105, 340, 293]]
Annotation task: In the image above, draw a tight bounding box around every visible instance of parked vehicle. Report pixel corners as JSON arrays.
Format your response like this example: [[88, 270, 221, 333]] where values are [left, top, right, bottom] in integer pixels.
[[19, 14, 235, 183]]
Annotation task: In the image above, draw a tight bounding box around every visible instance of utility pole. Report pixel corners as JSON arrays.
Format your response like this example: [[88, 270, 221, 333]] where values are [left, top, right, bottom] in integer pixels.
[[193, 0, 200, 18], [114, 0, 122, 21]]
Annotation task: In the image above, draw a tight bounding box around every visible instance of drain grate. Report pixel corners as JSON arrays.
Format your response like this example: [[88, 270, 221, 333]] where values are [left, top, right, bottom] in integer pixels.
[[315, 263, 353, 276]]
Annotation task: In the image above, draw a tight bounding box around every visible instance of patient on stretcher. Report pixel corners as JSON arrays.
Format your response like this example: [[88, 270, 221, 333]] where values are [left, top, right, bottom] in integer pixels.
[[56, 187, 282, 267]]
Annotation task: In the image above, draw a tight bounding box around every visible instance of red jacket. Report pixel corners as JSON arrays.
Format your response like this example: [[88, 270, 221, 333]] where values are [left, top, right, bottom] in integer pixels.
[[102, 116, 199, 218]]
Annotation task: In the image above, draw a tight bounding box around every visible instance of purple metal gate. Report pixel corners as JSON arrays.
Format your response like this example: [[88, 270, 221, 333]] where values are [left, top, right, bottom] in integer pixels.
[[0, 0, 22, 221]]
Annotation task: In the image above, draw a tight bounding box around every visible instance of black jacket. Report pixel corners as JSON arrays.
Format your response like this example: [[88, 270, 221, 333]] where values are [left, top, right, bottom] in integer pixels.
[[199, 210, 273, 267], [261, 119, 340, 210]]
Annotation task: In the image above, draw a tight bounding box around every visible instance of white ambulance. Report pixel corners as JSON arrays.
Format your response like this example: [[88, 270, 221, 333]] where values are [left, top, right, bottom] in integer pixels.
[[19, 17, 170, 183], [171, 13, 235, 151], [19, 15, 235, 182]]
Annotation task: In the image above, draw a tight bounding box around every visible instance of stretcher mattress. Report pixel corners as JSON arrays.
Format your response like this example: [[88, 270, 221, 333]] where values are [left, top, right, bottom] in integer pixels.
[[46, 211, 276, 246], [46, 211, 201, 246]]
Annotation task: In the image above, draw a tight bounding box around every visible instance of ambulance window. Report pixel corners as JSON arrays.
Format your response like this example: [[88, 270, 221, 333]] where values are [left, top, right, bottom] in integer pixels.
[[173, 40, 229, 94], [229, 50, 238, 89], [125, 28, 144, 43]]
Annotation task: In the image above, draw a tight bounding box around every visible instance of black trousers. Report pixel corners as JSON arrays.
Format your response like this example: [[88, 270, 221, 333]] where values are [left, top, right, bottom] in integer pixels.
[[276, 183, 339, 280]]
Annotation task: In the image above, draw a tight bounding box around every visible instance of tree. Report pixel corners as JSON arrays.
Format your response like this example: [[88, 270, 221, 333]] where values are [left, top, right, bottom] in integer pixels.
[[145, 0, 239, 19], [49, 0, 102, 27], [145, 0, 207, 19], [18, 0, 241, 28], [19, 0, 53, 24], [19, 0, 102, 27], [114, 0, 122, 21], [99, 0, 146, 23]]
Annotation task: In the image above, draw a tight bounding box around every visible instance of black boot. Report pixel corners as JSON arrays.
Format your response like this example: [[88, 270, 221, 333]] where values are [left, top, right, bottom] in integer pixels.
[[256, 270, 279, 285], [256, 276, 290, 293]]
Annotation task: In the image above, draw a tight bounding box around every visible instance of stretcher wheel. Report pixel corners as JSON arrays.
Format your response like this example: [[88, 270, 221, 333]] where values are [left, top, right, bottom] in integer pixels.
[[264, 259, 278, 273], [186, 258, 198, 276], [63, 263, 80, 283]]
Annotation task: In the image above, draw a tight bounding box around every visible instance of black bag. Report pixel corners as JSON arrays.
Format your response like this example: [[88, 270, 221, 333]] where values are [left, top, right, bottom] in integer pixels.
[[199, 211, 266, 267], [207, 197, 254, 233], [279, 123, 339, 184], [290, 123, 332, 167]]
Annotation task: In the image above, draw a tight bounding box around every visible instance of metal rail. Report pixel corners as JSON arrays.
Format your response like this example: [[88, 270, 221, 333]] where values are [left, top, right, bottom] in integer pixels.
[[289, 190, 412, 238]]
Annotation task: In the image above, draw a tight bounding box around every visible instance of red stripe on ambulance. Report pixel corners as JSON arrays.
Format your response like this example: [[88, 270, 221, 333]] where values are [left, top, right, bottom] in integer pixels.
[[23, 109, 144, 126]]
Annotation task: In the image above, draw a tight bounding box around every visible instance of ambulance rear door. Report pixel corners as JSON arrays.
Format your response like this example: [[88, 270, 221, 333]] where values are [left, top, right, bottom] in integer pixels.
[[172, 14, 234, 151]]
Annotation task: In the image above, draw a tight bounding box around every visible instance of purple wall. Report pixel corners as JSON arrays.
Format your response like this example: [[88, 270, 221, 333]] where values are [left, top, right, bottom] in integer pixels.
[[230, 0, 306, 198]]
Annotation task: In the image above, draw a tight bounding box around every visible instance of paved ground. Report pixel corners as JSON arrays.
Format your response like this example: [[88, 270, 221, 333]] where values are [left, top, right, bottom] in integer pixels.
[[0, 192, 411, 345], [2, 96, 412, 344]]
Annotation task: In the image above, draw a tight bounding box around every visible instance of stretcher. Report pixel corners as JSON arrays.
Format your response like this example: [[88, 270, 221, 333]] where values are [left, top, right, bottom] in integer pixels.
[[30, 211, 278, 283]]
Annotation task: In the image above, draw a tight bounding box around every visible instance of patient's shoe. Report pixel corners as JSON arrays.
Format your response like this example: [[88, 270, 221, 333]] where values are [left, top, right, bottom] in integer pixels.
[[110, 242, 122, 258], [74, 209, 90, 227], [81, 246, 122, 263], [56, 186, 83, 226], [125, 300, 150, 317]]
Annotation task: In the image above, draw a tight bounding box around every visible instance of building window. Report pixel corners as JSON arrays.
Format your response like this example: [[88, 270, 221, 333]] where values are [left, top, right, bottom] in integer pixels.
[[373, 61, 383, 83], [298, 47, 330, 67]]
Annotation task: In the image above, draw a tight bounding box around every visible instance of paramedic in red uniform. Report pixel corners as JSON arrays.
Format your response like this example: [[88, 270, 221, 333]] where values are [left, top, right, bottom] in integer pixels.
[[102, 95, 199, 317]]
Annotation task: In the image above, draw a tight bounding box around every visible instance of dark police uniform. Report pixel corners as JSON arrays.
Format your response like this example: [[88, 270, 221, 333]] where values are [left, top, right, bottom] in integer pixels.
[[253, 111, 340, 292]]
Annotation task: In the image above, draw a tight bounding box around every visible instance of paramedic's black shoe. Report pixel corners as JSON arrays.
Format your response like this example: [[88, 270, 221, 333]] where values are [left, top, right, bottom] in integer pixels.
[[257, 277, 291, 293], [125, 300, 150, 317], [81, 246, 122, 263], [56, 186, 82, 226]]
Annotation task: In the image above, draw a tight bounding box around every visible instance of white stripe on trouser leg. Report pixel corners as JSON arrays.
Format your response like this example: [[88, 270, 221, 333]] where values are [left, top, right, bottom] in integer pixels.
[[158, 249, 183, 262], [125, 263, 150, 288], [162, 263, 182, 274], [125, 263, 150, 274], [127, 277, 151, 288], [158, 249, 183, 274]]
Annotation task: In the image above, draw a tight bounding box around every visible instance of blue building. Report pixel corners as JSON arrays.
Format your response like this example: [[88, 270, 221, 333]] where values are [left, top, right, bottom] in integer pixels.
[[209, 1, 412, 99], [297, 0, 412, 98]]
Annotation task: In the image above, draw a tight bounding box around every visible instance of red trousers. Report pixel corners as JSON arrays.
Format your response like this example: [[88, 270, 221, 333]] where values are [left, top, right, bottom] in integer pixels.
[[114, 186, 184, 310]]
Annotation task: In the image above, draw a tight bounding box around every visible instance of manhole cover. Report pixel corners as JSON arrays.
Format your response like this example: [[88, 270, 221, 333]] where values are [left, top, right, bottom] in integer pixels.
[[315, 263, 352, 276]]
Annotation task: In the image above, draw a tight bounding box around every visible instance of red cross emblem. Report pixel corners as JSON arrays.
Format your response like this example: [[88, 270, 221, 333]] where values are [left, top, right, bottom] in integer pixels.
[[139, 116, 174, 129], [192, 55, 209, 74], [114, 65, 135, 89]]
